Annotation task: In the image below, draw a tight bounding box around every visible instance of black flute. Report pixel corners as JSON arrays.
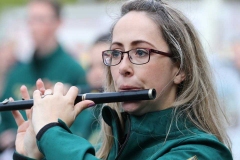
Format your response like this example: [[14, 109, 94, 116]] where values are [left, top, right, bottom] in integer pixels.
[[0, 89, 156, 112]]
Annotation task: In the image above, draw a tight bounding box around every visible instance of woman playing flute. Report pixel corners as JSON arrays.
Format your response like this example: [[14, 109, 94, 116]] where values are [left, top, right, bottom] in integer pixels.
[[12, 0, 232, 159]]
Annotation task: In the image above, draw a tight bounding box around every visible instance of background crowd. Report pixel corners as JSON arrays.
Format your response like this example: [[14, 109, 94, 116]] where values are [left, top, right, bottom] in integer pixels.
[[0, 0, 239, 159]]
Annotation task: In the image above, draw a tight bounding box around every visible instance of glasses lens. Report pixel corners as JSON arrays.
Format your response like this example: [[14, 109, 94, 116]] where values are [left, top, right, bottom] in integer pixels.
[[129, 49, 150, 64], [103, 50, 122, 66]]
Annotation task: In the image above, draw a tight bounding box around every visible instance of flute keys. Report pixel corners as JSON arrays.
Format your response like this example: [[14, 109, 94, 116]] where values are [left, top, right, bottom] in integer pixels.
[[1, 99, 9, 104]]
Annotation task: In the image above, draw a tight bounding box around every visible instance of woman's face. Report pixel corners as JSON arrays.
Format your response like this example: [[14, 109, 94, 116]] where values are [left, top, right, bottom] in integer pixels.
[[110, 11, 182, 115]]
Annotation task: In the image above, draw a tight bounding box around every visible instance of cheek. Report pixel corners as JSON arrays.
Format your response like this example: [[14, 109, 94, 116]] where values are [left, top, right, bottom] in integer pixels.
[[142, 62, 166, 78], [140, 62, 175, 88], [110, 67, 120, 89], [110, 67, 118, 80]]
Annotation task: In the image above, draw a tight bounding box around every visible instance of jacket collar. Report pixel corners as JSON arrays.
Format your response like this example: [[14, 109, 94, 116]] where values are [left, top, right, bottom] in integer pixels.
[[102, 106, 196, 159], [102, 106, 124, 159], [102, 105, 195, 140]]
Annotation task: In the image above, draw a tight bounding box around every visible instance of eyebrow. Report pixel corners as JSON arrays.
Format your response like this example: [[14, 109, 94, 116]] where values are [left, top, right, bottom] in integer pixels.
[[110, 40, 156, 49]]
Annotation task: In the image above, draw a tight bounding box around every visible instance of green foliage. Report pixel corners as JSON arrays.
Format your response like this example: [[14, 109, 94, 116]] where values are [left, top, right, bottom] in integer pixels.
[[0, 0, 28, 6]]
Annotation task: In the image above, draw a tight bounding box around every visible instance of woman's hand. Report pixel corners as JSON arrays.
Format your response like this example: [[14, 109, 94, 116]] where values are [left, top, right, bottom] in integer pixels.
[[12, 81, 45, 159], [31, 82, 94, 134]]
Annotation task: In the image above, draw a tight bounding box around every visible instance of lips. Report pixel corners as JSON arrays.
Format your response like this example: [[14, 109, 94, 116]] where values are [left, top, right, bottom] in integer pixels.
[[118, 85, 143, 91]]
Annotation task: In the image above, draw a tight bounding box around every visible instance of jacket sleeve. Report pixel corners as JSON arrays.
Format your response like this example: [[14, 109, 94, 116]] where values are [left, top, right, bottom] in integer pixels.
[[13, 151, 38, 160], [156, 136, 233, 160], [36, 119, 99, 160]]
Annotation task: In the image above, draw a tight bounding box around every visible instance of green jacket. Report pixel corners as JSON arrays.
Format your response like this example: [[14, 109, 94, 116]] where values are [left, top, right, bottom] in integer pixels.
[[1, 44, 86, 101], [0, 44, 92, 137], [13, 106, 232, 160]]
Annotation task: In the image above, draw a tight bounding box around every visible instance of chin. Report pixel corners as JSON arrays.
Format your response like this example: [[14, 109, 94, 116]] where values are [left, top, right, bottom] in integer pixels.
[[121, 102, 144, 115]]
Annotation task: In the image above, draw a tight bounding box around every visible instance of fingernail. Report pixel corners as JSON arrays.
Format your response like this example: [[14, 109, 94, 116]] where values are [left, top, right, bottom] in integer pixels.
[[87, 103, 95, 108], [38, 78, 42, 81]]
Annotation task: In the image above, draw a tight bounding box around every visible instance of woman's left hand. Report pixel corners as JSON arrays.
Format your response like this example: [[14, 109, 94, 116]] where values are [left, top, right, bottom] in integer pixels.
[[31, 82, 94, 134]]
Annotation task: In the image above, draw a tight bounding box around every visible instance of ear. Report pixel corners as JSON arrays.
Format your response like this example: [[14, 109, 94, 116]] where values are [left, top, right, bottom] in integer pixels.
[[173, 69, 185, 84]]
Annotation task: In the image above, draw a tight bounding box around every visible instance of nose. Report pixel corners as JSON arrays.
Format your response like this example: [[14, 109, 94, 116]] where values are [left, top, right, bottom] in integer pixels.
[[118, 54, 133, 77]]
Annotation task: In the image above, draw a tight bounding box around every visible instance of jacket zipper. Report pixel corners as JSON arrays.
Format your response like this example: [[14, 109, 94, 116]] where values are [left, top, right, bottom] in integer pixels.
[[115, 114, 131, 160]]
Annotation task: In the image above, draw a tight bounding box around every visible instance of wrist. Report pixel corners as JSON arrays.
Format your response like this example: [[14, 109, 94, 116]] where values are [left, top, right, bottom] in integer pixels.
[[33, 119, 58, 134], [26, 151, 43, 159], [36, 122, 62, 141], [13, 151, 37, 160]]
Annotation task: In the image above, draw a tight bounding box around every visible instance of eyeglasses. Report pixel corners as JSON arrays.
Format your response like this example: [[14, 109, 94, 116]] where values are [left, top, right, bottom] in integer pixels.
[[102, 48, 172, 66]]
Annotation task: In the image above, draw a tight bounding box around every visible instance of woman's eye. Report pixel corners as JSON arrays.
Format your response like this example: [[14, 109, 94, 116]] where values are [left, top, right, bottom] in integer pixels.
[[135, 49, 148, 57], [112, 50, 121, 58]]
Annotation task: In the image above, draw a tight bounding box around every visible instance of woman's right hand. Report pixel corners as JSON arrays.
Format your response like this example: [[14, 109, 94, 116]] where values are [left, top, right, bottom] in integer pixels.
[[12, 80, 45, 159]]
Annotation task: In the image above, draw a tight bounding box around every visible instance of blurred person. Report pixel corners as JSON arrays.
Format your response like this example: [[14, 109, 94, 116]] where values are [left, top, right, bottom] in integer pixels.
[[77, 33, 111, 94], [208, 36, 240, 160], [0, 41, 17, 160], [232, 36, 240, 74], [0, 0, 88, 154], [0, 129, 16, 160], [81, 33, 111, 144], [0, 41, 16, 98], [86, 33, 111, 91], [227, 36, 240, 160], [0, 0, 87, 102]]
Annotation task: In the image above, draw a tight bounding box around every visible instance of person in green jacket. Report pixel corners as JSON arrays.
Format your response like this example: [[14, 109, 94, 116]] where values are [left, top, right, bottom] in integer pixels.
[[0, 0, 94, 156], [11, 0, 233, 159]]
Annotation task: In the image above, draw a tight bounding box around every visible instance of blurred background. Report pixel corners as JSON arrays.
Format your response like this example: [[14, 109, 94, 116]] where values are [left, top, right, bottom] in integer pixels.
[[0, 0, 239, 62], [0, 0, 239, 159]]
